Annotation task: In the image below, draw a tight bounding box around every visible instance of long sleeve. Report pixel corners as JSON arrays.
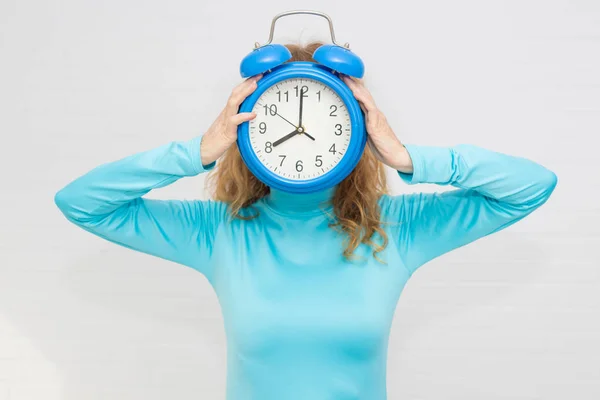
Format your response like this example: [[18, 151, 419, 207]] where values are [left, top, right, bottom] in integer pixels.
[[54, 134, 226, 281], [381, 143, 558, 276]]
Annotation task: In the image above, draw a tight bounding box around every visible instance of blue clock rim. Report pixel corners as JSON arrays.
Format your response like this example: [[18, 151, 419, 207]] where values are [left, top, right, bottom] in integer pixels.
[[237, 62, 367, 194]]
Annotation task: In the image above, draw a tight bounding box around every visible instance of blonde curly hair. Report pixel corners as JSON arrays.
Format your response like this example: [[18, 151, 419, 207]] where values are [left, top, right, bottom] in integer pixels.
[[206, 42, 390, 263]]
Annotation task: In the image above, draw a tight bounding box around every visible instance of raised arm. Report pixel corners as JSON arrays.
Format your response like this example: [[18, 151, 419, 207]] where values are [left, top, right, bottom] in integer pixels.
[[54, 74, 263, 282], [381, 144, 557, 275], [340, 75, 557, 276], [54, 135, 225, 279]]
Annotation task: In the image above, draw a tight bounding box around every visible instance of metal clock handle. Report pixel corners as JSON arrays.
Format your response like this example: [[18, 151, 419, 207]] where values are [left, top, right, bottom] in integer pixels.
[[254, 10, 350, 50]]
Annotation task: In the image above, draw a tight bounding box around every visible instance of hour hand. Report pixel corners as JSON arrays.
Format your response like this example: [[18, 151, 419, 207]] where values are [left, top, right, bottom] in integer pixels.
[[273, 129, 299, 147]]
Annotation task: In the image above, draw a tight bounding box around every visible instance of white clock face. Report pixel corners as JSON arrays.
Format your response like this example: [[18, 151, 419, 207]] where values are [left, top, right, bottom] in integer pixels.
[[248, 77, 351, 181]]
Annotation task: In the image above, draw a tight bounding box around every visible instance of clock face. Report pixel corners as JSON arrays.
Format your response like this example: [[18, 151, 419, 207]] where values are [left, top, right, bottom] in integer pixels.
[[248, 77, 352, 181]]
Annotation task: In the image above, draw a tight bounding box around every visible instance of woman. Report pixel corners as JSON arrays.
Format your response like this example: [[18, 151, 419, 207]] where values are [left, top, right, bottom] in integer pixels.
[[54, 43, 557, 399]]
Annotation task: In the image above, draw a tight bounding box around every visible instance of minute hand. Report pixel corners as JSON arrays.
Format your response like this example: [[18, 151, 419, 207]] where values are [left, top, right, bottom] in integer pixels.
[[298, 86, 307, 127]]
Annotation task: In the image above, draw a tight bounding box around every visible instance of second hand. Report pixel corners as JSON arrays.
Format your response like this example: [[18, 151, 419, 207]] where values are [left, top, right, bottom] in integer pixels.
[[259, 105, 297, 130], [259, 103, 315, 141]]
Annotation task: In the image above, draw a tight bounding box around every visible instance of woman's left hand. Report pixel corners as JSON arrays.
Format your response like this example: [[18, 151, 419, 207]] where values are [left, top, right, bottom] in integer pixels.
[[341, 75, 413, 174]]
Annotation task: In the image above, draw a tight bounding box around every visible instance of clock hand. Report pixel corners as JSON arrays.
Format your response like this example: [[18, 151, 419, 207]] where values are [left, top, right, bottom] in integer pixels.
[[298, 86, 306, 127], [272, 129, 299, 147], [270, 109, 298, 130], [302, 131, 315, 141]]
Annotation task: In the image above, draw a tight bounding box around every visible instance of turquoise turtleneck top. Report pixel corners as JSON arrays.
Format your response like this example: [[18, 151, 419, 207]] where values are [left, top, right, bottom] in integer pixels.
[[54, 134, 557, 400]]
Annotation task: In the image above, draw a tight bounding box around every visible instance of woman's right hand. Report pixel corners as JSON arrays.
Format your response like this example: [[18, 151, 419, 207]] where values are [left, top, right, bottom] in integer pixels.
[[200, 74, 263, 166]]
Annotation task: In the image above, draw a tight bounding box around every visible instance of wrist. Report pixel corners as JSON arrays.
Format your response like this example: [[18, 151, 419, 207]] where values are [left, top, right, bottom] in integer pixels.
[[200, 132, 220, 166], [389, 140, 414, 173]]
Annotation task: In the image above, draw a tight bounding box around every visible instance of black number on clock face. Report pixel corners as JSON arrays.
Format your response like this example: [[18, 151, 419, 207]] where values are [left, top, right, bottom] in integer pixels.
[[329, 105, 337, 116], [294, 85, 308, 97], [264, 104, 277, 116], [276, 91, 289, 102], [334, 124, 342, 136], [248, 77, 351, 181], [315, 155, 323, 167]]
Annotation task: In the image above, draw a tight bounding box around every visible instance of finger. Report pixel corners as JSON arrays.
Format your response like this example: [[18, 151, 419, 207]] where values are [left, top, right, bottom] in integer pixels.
[[342, 75, 369, 97], [352, 85, 377, 112], [341, 74, 365, 88], [353, 86, 377, 113], [341, 76, 377, 112], [341, 74, 356, 88], [353, 76, 366, 86], [359, 94, 377, 113], [245, 73, 263, 83], [228, 76, 259, 108], [342, 74, 364, 86], [342, 75, 362, 98], [227, 74, 263, 111], [230, 112, 257, 125]]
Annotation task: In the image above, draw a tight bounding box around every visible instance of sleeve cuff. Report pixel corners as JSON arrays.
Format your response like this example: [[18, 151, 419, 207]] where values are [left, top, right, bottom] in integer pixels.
[[396, 144, 455, 185], [188, 134, 217, 175], [396, 144, 425, 184]]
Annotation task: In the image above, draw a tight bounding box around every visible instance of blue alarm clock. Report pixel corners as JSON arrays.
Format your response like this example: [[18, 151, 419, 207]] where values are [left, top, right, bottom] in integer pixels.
[[237, 10, 367, 194]]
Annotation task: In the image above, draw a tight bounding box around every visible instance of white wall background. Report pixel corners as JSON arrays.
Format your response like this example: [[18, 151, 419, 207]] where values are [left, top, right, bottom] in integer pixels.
[[1, 0, 598, 399]]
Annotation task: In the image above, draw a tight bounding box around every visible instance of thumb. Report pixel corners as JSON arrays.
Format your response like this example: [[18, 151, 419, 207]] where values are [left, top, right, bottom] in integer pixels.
[[230, 112, 257, 125]]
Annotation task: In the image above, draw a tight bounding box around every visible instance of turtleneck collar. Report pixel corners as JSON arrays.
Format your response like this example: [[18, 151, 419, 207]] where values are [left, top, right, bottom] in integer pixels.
[[263, 185, 337, 216]]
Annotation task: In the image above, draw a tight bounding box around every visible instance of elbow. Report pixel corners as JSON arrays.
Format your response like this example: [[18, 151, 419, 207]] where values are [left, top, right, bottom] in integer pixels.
[[540, 169, 558, 199], [527, 169, 558, 210], [508, 168, 558, 215], [54, 187, 73, 217], [54, 186, 85, 223]]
